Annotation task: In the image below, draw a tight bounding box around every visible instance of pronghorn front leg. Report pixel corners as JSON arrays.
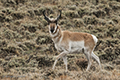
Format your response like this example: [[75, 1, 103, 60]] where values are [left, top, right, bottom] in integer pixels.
[[62, 55, 67, 71], [52, 51, 68, 70]]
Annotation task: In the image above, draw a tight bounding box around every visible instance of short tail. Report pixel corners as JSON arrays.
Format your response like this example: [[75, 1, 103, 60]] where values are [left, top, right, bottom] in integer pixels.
[[91, 35, 98, 44]]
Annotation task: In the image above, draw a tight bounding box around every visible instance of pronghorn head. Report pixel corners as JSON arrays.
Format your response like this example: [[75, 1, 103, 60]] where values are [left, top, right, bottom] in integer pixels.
[[43, 10, 61, 33]]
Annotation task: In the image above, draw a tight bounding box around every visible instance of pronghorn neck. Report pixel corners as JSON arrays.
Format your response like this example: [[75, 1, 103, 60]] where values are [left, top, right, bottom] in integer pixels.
[[49, 25, 62, 43]]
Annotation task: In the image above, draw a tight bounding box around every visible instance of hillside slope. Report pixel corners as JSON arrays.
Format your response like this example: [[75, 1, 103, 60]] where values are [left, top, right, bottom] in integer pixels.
[[0, 0, 120, 80]]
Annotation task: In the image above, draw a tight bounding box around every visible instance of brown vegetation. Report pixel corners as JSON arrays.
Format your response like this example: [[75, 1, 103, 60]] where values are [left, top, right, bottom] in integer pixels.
[[0, 0, 120, 80]]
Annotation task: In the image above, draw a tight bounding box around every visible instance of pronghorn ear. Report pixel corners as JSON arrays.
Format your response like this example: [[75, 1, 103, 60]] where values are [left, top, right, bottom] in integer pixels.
[[43, 10, 51, 23]]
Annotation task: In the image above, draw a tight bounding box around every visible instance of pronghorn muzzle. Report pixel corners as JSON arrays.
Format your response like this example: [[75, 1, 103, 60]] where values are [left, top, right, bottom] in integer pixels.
[[50, 26, 54, 33]]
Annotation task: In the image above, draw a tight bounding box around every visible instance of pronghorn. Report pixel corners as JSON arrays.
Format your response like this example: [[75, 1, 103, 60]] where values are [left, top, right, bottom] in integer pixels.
[[43, 10, 101, 71]]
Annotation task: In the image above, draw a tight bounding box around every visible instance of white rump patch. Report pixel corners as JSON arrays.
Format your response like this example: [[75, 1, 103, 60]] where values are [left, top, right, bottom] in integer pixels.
[[91, 35, 98, 44]]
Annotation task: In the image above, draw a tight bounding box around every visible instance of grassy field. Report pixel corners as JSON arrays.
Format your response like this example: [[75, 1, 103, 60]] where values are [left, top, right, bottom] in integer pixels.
[[0, 0, 120, 80]]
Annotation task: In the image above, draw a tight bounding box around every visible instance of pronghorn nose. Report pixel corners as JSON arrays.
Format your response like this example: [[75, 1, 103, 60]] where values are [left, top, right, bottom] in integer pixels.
[[51, 28, 54, 33]]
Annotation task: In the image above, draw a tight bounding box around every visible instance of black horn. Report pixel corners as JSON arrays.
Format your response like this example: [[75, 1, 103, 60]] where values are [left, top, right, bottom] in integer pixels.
[[43, 10, 51, 23], [54, 10, 61, 23]]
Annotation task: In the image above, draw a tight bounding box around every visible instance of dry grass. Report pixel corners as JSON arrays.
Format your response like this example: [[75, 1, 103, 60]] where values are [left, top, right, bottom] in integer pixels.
[[0, 0, 120, 80]]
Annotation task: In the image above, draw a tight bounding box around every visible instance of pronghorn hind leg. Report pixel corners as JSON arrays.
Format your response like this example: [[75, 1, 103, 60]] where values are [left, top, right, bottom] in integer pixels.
[[91, 52, 101, 70], [84, 51, 92, 71]]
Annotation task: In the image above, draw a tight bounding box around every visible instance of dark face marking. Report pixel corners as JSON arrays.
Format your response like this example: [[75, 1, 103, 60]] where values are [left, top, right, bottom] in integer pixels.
[[50, 23, 57, 33], [50, 26, 54, 33]]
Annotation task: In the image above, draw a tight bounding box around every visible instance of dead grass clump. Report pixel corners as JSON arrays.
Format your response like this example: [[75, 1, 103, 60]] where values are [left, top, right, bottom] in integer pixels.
[[100, 48, 117, 61], [28, 25, 37, 33], [98, 38, 120, 61], [0, 40, 7, 48], [28, 9, 35, 17], [34, 7, 45, 16], [0, 42, 23, 58], [64, 10, 79, 18], [8, 59, 20, 68], [68, 5, 77, 10], [86, 24, 95, 30], [14, 0, 27, 4], [1, 0, 27, 7], [8, 46, 22, 55], [27, 59, 38, 67], [1, 0, 16, 7], [76, 58, 88, 70], [24, 42, 35, 50], [59, 19, 67, 25], [83, 15, 98, 25], [36, 35, 52, 45], [103, 5, 112, 15], [5, 15, 13, 22], [73, 19, 85, 27], [2, 28, 22, 40], [1, 8, 14, 22], [42, 19, 48, 26], [68, 64, 78, 71], [18, 44, 28, 51], [88, 0, 99, 5], [11, 11, 26, 20], [34, 9, 42, 16], [44, 43, 57, 55], [104, 64, 114, 71], [114, 45, 120, 56], [77, 7, 90, 18], [97, 18, 106, 26], [92, 9, 106, 18], [0, 12, 5, 22], [116, 29, 120, 39], [112, 18, 119, 24], [37, 56, 54, 67], [109, 1, 120, 11], [113, 59, 120, 65], [106, 24, 120, 38], [65, 20, 74, 27], [20, 30, 36, 40], [3, 30, 14, 39], [14, 20, 22, 25]]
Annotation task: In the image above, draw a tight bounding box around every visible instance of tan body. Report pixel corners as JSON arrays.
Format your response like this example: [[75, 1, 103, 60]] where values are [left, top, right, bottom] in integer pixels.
[[43, 10, 101, 71], [53, 27, 95, 53], [49, 24, 101, 71]]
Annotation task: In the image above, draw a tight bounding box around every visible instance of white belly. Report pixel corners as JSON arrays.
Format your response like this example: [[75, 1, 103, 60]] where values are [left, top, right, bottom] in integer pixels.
[[69, 41, 85, 54], [55, 41, 85, 54]]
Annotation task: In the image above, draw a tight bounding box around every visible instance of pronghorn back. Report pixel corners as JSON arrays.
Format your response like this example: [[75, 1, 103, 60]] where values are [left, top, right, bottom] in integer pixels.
[[62, 31, 96, 46]]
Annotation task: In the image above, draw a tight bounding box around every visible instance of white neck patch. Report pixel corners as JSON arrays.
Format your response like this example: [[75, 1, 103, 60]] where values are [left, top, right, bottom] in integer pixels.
[[53, 25, 58, 33]]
